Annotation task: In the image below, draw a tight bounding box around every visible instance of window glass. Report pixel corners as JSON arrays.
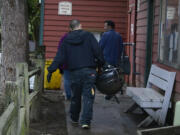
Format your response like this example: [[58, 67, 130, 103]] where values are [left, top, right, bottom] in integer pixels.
[[159, 0, 180, 69]]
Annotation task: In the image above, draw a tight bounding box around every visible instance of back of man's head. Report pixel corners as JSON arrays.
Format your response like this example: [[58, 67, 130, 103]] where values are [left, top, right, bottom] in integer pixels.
[[104, 20, 115, 29], [69, 19, 81, 30]]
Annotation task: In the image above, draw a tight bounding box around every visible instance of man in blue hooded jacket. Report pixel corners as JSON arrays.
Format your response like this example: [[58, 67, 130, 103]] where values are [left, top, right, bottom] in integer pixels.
[[99, 20, 123, 100], [47, 19, 105, 129], [99, 20, 123, 66]]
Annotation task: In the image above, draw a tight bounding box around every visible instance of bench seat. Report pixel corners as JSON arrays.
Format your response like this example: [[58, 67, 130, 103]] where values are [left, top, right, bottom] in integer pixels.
[[126, 87, 164, 108]]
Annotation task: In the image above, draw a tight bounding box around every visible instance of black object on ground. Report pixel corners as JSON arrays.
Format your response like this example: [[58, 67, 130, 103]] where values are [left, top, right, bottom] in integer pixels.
[[96, 66, 124, 95]]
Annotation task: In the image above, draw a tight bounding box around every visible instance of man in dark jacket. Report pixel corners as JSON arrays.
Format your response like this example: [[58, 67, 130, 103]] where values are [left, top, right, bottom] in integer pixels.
[[99, 20, 123, 66], [99, 20, 124, 100], [47, 19, 104, 129]]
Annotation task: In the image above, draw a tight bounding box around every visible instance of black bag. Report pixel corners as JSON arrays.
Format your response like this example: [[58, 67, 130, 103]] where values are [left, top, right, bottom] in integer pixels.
[[96, 65, 124, 95], [118, 49, 131, 75]]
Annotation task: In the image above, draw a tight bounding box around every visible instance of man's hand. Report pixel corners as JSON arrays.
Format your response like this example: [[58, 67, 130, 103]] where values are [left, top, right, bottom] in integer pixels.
[[47, 72, 52, 83]]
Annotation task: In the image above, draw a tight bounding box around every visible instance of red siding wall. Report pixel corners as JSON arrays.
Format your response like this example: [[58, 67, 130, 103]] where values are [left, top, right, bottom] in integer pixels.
[[135, 0, 180, 101], [44, 0, 128, 59], [135, 0, 147, 87]]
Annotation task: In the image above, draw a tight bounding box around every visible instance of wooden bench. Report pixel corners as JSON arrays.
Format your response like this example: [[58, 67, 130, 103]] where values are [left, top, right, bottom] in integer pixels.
[[126, 64, 176, 127]]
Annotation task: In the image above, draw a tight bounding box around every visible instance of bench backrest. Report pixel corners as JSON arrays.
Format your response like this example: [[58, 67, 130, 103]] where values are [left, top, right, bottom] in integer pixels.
[[146, 65, 176, 92], [146, 64, 176, 124]]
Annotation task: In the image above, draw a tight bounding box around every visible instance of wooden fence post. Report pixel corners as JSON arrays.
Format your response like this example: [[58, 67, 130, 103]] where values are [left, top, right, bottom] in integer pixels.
[[34, 58, 45, 93], [16, 63, 27, 135]]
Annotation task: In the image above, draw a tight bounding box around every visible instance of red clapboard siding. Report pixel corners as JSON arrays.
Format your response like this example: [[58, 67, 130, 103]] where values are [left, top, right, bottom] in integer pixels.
[[45, 0, 127, 7], [45, 5, 127, 12], [137, 19, 147, 27], [136, 42, 146, 50], [152, 42, 158, 53], [44, 36, 61, 42], [46, 46, 59, 52], [44, 41, 59, 47], [136, 49, 146, 59], [136, 57, 146, 67], [44, 20, 127, 29], [135, 0, 148, 87], [136, 34, 146, 42], [139, 2, 148, 11], [154, 25, 159, 34], [44, 26, 69, 31], [155, 0, 161, 6], [44, 0, 128, 59], [44, 30, 127, 37], [136, 27, 147, 34], [154, 6, 160, 16], [129, 0, 135, 5], [44, 15, 128, 23], [45, 10, 127, 18], [45, 52, 56, 59], [137, 10, 147, 20]]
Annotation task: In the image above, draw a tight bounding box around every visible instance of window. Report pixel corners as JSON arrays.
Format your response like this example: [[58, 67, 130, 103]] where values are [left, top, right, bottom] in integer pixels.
[[159, 0, 180, 69]]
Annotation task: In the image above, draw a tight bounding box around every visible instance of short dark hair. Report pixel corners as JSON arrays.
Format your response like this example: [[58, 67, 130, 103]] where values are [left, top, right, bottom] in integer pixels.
[[104, 20, 115, 29], [69, 19, 80, 30]]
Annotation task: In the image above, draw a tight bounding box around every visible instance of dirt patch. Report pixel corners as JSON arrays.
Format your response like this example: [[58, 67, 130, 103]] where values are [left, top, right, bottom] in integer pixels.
[[30, 90, 68, 135]]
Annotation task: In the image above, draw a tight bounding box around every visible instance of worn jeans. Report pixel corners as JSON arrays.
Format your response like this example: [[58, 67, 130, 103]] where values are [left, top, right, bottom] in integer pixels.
[[69, 68, 96, 125], [64, 70, 71, 99]]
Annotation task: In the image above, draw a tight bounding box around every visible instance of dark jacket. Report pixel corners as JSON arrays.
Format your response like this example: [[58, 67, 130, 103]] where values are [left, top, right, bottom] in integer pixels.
[[48, 30, 105, 73], [99, 29, 123, 66]]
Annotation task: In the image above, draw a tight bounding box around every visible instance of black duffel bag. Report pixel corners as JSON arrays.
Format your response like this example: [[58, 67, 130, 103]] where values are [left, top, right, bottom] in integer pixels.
[[96, 65, 124, 95]]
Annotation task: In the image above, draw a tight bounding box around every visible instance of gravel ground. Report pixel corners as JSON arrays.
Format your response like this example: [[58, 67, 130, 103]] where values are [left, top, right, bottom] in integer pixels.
[[30, 90, 68, 135]]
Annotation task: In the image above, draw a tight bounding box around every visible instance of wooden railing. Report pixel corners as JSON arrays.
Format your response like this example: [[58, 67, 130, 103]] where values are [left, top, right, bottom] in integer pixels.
[[0, 59, 44, 135]]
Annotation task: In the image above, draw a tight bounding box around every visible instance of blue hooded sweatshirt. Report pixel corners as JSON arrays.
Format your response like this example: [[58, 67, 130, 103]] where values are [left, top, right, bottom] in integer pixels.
[[99, 29, 123, 66]]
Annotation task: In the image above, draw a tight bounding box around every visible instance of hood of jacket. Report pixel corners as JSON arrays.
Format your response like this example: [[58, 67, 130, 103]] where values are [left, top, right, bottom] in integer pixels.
[[64, 30, 84, 45]]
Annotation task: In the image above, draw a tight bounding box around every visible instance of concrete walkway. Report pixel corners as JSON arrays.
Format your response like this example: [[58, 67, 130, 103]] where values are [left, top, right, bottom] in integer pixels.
[[65, 93, 146, 135]]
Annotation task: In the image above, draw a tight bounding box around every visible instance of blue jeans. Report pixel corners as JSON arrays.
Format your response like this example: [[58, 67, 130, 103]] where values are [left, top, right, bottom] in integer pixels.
[[64, 70, 71, 99], [69, 68, 96, 125]]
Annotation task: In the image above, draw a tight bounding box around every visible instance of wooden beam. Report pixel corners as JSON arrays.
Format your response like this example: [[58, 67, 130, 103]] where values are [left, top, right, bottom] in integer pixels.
[[0, 102, 16, 135], [137, 125, 180, 135], [28, 68, 40, 78]]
